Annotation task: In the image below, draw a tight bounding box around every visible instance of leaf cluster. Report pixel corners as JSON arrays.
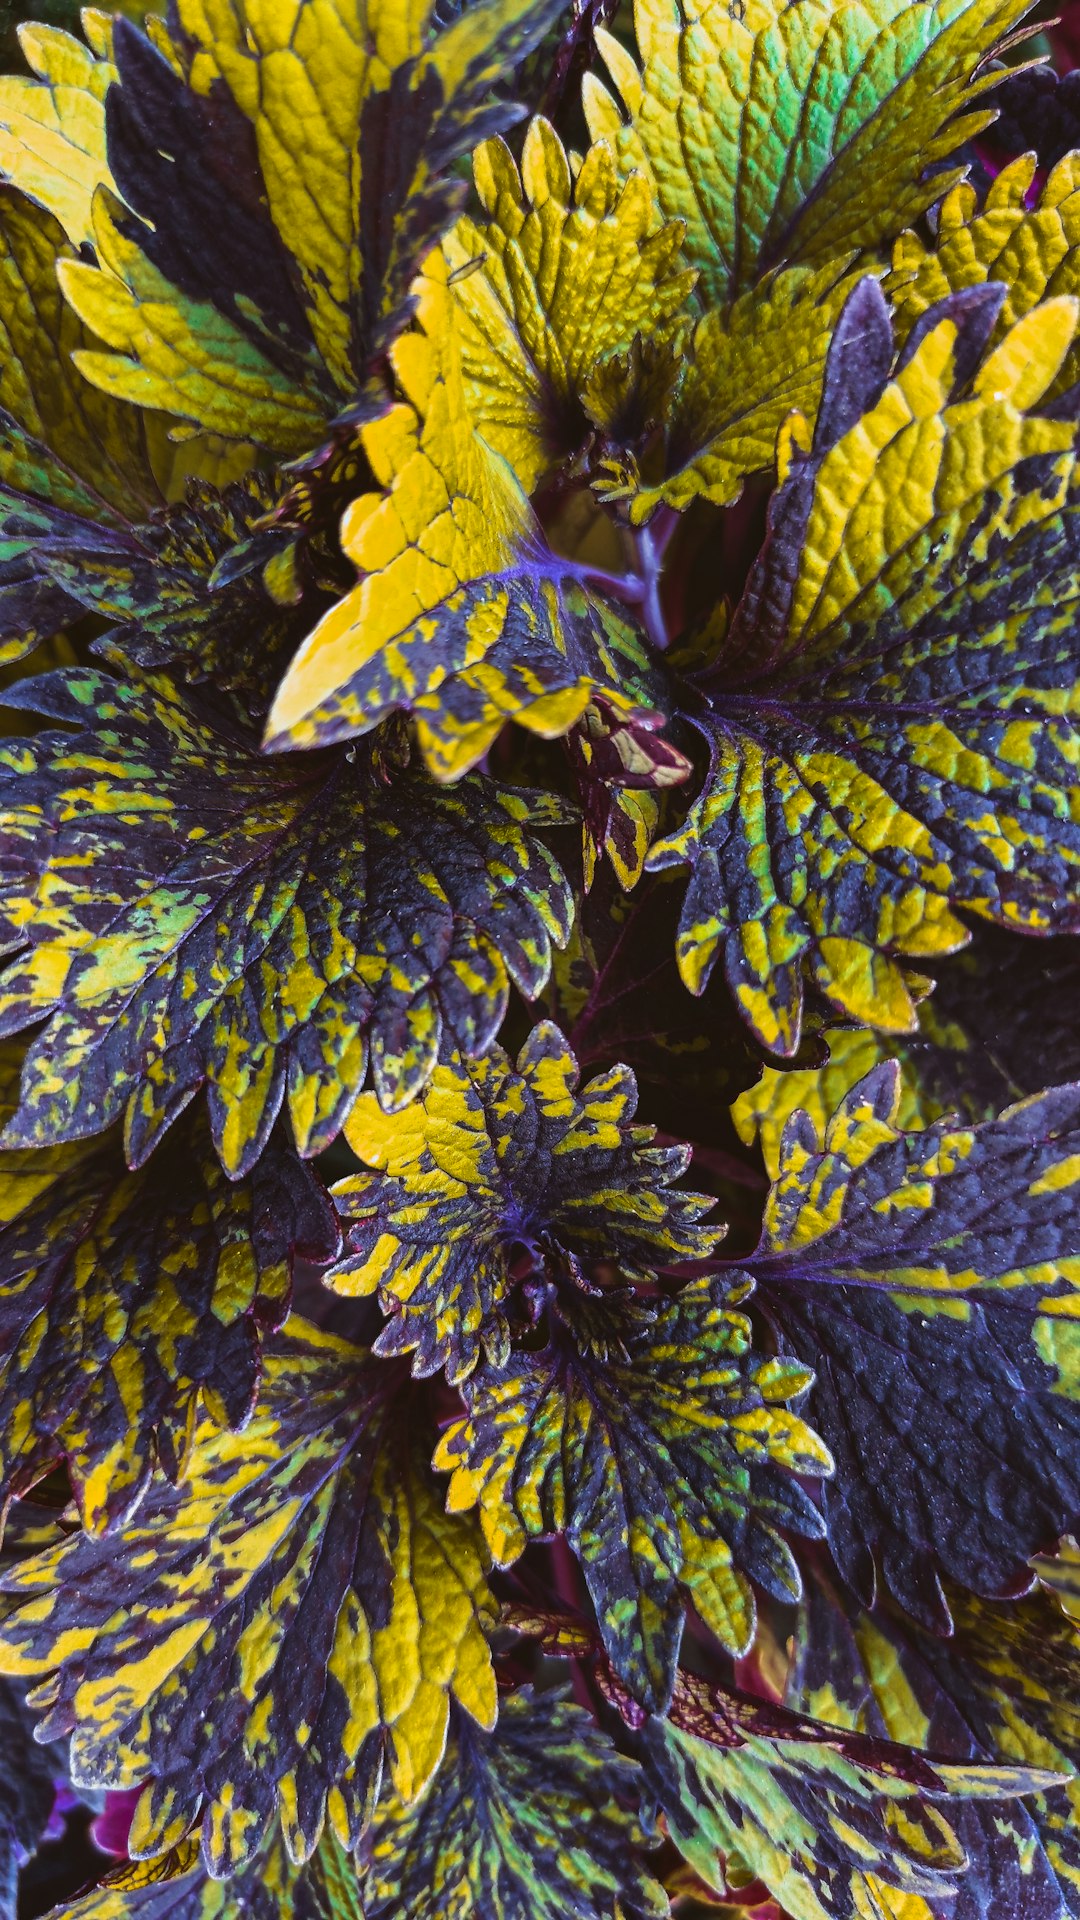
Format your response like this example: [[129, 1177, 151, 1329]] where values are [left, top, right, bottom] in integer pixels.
[[1, 1, 1080, 1917]]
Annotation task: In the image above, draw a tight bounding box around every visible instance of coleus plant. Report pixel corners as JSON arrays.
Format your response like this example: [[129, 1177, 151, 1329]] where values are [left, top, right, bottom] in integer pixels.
[[1, 0, 1080, 1916]]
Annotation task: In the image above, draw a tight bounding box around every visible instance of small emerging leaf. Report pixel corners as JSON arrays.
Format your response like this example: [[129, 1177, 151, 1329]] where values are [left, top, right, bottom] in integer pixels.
[[333, 1019, 721, 1382], [444, 116, 695, 493]]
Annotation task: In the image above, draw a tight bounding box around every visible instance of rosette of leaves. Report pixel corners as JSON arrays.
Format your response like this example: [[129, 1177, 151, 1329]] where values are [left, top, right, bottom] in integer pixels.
[[2, 0, 1080, 1915]]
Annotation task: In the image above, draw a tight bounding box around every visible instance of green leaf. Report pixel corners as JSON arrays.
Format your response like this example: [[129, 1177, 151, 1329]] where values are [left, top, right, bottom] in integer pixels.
[[749, 1066, 1080, 1626], [582, 0, 1031, 308], [0, 185, 161, 526], [0, 1320, 498, 1875], [47, 1823, 363, 1919], [0, 1047, 339, 1532], [170, 0, 563, 395], [364, 1688, 667, 1920], [649, 282, 1080, 1055], [60, 182, 332, 458], [0, 667, 574, 1174], [435, 1273, 832, 1711], [442, 116, 694, 495], [265, 257, 659, 773], [51, 0, 563, 450], [331, 1019, 722, 1384]]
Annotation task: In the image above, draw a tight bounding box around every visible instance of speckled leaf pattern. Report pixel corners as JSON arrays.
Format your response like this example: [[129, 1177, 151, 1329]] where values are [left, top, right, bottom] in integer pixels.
[[331, 1019, 721, 1383], [265, 258, 657, 772], [363, 1689, 667, 1920], [788, 1566, 1080, 1920], [43, 475, 334, 725], [0, 667, 574, 1173], [582, 0, 1029, 307], [639, 1662, 1062, 1920], [649, 283, 1080, 1055], [442, 117, 694, 494], [47, 1827, 363, 1919], [0, 1046, 339, 1531], [0, 1320, 497, 1876], [436, 1274, 832, 1711], [1, 0, 1079, 1907], [748, 1068, 1080, 1626]]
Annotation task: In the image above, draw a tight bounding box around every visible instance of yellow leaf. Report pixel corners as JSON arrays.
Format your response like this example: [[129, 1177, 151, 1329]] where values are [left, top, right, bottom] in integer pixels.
[[444, 116, 694, 494]]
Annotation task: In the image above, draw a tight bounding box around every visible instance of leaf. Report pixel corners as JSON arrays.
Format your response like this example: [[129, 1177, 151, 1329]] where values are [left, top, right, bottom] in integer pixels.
[[987, 66, 1080, 174], [60, 182, 333, 460], [170, 0, 563, 393], [0, 1319, 498, 1875], [733, 1028, 946, 1181], [582, 0, 1030, 309], [0, 667, 574, 1174], [48, 1829, 363, 1919], [0, 1048, 340, 1532], [0, 186, 161, 525], [436, 1272, 832, 1711], [265, 256, 658, 773], [0, 14, 114, 248], [887, 153, 1080, 398], [734, 926, 1080, 1176], [748, 1066, 1080, 1626], [1032, 1536, 1080, 1630], [638, 1662, 1060, 1920], [363, 1688, 668, 1920], [331, 1019, 722, 1383], [442, 116, 694, 495], [566, 703, 689, 892], [0, 1674, 61, 1919], [648, 281, 1080, 1056], [0, 184, 179, 667], [616, 261, 856, 522], [39, 472, 334, 724], [788, 1564, 1080, 1920], [545, 871, 784, 1152], [54, 0, 564, 448]]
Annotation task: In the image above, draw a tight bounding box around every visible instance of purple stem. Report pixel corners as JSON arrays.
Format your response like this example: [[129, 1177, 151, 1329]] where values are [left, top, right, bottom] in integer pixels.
[[581, 506, 682, 653]]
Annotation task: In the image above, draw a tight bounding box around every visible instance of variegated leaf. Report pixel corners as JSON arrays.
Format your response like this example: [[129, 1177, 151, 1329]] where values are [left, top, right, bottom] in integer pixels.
[[331, 1019, 721, 1383], [0, 1321, 497, 1876], [436, 1274, 831, 1711], [0, 668, 574, 1173]]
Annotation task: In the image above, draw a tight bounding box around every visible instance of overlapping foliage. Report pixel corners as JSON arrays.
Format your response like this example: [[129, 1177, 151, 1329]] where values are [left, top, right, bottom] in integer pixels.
[[1, 0, 1080, 1915]]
